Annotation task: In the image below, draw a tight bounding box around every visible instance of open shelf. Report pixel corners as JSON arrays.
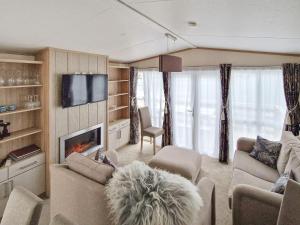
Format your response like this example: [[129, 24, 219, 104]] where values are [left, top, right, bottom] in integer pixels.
[[0, 59, 43, 64], [0, 128, 42, 144], [109, 93, 128, 98], [109, 118, 130, 126], [108, 105, 128, 112], [108, 80, 129, 83], [0, 107, 41, 117], [0, 84, 43, 89]]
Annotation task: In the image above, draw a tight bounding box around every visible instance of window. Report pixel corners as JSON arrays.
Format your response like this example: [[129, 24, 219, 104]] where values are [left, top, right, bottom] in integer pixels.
[[230, 67, 286, 158], [137, 69, 164, 128]]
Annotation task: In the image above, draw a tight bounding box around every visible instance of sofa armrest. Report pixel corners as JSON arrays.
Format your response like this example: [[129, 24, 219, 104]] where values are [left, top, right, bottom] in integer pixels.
[[194, 177, 216, 225], [236, 137, 256, 153], [232, 184, 282, 225], [50, 164, 111, 225]]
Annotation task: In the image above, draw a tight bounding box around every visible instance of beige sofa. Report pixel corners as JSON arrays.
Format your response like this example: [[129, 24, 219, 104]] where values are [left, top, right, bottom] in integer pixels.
[[229, 132, 300, 225], [51, 164, 215, 225]]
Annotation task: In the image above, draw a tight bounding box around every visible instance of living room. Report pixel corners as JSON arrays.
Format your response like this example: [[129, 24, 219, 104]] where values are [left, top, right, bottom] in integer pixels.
[[0, 1, 300, 225]]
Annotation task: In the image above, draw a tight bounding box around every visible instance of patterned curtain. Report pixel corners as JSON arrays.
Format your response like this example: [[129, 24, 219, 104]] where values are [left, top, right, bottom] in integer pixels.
[[129, 67, 140, 144], [219, 64, 232, 163], [283, 63, 300, 135], [162, 72, 173, 147]]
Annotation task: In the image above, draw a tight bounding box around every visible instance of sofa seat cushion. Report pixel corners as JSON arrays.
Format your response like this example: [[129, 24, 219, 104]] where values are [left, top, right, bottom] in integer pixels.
[[234, 150, 280, 183], [228, 169, 274, 208], [148, 145, 202, 183]]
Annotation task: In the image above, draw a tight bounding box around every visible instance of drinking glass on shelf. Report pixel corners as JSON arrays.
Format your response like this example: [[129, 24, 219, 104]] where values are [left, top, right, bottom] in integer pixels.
[[0, 76, 5, 86], [23, 76, 31, 85], [33, 72, 40, 85], [6, 70, 16, 86], [15, 70, 24, 85], [33, 95, 40, 108]]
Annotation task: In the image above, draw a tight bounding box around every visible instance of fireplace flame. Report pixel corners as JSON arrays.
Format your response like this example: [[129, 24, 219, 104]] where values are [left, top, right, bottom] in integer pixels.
[[68, 142, 93, 154]]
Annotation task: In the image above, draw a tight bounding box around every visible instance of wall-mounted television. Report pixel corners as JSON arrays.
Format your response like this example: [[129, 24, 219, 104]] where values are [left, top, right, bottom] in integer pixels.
[[62, 74, 108, 108]]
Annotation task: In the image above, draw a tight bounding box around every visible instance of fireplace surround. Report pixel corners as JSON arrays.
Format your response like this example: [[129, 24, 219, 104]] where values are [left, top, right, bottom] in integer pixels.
[[59, 123, 104, 163]]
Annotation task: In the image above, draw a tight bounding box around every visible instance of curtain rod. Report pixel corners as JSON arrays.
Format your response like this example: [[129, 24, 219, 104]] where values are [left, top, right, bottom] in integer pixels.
[[136, 65, 282, 70]]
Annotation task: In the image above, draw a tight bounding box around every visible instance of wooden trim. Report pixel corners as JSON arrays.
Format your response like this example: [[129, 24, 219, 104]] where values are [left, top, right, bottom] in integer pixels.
[[109, 62, 130, 69]]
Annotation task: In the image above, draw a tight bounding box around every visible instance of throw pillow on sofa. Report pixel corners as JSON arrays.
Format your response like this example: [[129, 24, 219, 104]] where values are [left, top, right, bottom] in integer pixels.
[[249, 136, 282, 169]]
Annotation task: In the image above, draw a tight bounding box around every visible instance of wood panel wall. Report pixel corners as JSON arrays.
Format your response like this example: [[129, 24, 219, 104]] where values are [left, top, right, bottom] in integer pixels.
[[38, 48, 108, 194]]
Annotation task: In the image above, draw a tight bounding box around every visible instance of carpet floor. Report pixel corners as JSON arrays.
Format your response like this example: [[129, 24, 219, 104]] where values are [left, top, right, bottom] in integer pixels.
[[40, 142, 233, 225]]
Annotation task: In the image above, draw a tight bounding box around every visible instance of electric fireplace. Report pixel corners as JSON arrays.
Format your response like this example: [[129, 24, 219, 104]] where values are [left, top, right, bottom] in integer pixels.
[[59, 123, 103, 163]]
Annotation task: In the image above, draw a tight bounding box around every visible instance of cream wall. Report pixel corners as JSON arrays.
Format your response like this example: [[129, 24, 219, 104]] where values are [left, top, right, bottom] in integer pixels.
[[131, 48, 300, 68]]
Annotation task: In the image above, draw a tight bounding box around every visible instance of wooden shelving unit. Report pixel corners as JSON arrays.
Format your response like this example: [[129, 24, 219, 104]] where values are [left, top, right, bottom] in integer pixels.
[[109, 105, 128, 112], [0, 84, 43, 89], [0, 128, 42, 144], [108, 63, 130, 124], [0, 59, 43, 64], [108, 62, 130, 151], [0, 107, 41, 117], [0, 55, 45, 160], [109, 92, 128, 98]]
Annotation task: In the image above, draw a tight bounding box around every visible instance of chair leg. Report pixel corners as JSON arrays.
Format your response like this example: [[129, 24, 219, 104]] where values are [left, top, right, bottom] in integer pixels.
[[153, 137, 156, 155], [140, 135, 143, 152]]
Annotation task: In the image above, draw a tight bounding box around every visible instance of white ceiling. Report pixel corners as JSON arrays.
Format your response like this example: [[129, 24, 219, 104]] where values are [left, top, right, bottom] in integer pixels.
[[0, 0, 299, 62]]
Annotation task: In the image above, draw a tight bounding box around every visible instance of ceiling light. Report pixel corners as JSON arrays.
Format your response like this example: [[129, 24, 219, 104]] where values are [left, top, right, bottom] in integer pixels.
[[187, 21, 197, 27]]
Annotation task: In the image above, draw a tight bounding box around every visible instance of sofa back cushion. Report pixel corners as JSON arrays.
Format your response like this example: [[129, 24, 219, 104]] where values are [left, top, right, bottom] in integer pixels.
[[277, 131, 300, 175], [284, 148, 300, 183], [66, 152, 114, 185]]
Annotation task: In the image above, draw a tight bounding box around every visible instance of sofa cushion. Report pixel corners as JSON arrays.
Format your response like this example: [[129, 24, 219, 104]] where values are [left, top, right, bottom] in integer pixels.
[[284, 148, 300, 182], [249, 136, 281, 169], [148, 146, 202, 183], [277, 131, 300, 175], [234, 150, 280, 183], [66, 152, 114, 185], [228, 169, 274, 208]]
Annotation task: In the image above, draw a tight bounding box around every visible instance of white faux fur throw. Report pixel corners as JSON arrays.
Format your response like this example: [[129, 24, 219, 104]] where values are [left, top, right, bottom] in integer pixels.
[[105, 161, 203, 225]]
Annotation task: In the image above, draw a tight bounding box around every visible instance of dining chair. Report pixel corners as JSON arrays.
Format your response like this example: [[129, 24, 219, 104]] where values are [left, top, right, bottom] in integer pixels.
[[138, 106, 164, 154]]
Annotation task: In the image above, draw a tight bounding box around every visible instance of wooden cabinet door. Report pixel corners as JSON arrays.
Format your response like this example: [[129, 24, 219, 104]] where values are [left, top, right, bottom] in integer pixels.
[[120, 125, 130, 147], [11, 164, 45, 196]]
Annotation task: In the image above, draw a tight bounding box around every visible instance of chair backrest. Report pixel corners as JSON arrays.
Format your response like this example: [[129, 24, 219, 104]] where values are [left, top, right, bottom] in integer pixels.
[[1, 186, 43, 225], [50, 214, 77, 225], [277, 179, 300, 225], [138, 107, 152, 130]]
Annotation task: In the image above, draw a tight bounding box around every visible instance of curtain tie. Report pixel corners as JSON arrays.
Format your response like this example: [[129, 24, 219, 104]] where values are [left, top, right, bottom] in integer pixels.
[[130, 97, 136, 107], [286, 102, 299, 125], [221, 103, 228, 121]]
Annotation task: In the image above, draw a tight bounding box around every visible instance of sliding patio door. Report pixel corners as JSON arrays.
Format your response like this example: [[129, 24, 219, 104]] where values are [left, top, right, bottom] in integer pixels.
[[171, 69, 221, 158]]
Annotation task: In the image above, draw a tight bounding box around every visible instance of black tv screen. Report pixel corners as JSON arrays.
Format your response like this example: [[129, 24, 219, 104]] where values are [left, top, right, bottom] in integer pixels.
[[62, 75, 88, 108], [88, 74, 108, 103]]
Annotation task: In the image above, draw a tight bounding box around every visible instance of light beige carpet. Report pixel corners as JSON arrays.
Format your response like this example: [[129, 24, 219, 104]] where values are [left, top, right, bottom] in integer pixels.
[[40, 142, 232, 225], [117, 142, 233, 225]]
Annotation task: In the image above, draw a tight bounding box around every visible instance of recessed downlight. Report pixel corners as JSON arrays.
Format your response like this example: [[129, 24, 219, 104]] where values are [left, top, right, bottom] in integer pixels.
[[187, 21, 197, 27]]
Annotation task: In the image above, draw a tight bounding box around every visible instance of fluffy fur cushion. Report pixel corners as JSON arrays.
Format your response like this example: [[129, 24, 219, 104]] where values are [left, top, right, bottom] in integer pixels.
[[105, 161, 203, 225]]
